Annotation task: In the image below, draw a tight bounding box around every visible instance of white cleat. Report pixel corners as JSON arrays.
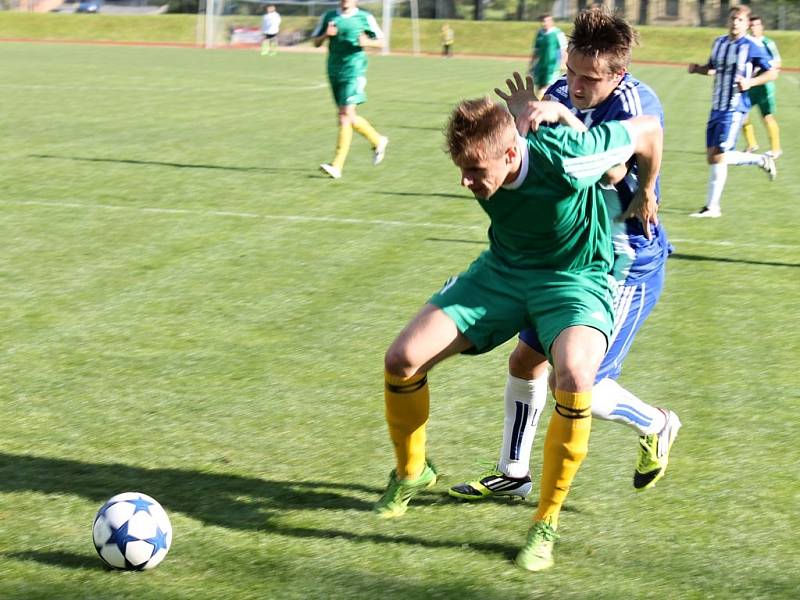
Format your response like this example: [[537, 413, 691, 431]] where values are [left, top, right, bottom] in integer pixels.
[[760, 154, 777, 181], [319, 163, 341, 179], [689, 207, 721, 218], [373, 136, 388, 166]]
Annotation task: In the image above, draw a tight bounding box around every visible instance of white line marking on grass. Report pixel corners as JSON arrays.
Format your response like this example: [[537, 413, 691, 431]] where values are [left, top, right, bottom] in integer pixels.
[[4, 200, 799, 251]]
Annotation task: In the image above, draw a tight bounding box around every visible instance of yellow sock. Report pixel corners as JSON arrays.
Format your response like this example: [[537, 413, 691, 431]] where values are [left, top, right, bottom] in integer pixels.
[[384, 370, 429, 479], [765, 117, 781, 154], [332, 123, 353, 171], [352, 115, 382, 148], [742, 119, 758, 150], [534, 389, 592, 529]]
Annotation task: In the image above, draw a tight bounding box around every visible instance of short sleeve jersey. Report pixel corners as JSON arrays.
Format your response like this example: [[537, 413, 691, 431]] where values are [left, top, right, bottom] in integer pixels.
[[546, 73, 669, 284], [750, 35, 781, 87], [480, 122, 634, 272], [261, 12, 281, 35], [706, 34, 774, 112], [312, 9, 383, 79]]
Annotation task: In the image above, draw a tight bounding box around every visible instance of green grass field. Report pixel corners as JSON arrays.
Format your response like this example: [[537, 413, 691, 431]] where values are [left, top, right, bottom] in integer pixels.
[[1, 41, 798, 599]]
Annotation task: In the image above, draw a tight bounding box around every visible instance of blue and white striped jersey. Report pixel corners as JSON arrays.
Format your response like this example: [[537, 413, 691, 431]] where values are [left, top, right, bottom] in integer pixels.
[[706, 34, 774, 112], [545, 73, 669, 285]]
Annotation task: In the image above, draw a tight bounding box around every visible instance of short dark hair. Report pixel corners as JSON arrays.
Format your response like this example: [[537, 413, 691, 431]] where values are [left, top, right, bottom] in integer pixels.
[[569, 5, 638, 74], [445, 97, 515, 162], [750, 14, 762, 23]]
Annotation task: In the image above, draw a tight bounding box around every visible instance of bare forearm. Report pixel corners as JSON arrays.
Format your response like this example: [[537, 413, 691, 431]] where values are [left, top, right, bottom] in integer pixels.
[[626, 116, 662, 192], [750, 69, 778, 87]]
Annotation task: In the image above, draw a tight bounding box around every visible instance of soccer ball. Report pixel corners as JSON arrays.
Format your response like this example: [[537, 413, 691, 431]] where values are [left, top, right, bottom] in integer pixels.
[[92, 492, 172, 570]]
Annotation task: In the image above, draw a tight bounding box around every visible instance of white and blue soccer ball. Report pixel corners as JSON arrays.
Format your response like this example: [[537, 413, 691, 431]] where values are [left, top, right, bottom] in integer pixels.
[[92, 492, 172, 570]]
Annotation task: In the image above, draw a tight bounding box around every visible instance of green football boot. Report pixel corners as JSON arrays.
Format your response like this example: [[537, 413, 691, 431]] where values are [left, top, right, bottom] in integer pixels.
[[515, 520, 559, 572], [634, 409, 682, 491], [374, 460, 438, 518]]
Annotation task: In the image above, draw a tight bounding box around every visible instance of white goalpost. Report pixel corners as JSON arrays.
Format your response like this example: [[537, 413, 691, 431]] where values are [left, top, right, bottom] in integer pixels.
[[197, 0, 420, 54]]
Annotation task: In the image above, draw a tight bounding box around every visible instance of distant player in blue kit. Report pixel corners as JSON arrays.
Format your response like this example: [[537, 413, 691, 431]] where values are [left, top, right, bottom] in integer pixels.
[[450, 6, 681, 505], [687, 4, 777, 218]]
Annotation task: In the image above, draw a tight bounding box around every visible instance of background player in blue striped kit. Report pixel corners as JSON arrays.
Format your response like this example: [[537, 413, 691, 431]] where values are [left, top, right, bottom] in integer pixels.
[[687, 4, 777, 218], [450, 6, 681, 504]]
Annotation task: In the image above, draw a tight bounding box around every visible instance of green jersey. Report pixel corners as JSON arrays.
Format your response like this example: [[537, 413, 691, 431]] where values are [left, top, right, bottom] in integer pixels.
[[479, 121, 634, 272], [312, 8, 383, 79], [532, 26, 566, 85]]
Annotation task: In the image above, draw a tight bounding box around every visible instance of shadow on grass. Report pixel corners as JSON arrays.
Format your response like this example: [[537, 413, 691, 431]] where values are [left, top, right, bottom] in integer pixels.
[[670, 252, 800, 269], [5, 550, 98, 571], [29, 154, 306, 174], [0, 452, 513, 556]]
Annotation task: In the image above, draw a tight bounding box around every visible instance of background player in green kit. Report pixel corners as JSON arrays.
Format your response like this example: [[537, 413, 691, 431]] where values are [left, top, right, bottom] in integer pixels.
[[375, 96, 663, 571], [312, 0, 389, 179], [741, 14, 781, 159], [529, 14, 567, 99]]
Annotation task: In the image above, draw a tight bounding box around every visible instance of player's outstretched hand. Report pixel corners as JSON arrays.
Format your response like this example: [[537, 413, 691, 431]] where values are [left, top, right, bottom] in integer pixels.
[[495, 71, 536, 119], [621, 186, 658, 240]]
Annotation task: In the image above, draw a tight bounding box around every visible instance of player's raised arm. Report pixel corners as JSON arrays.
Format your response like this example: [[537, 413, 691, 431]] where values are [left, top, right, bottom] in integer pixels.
[[496, 72, 586, 135], [619, 115, 663, 237]]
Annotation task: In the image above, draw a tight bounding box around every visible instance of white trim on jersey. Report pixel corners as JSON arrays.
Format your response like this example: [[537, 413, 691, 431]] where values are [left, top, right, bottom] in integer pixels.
[[562, 145, 634, 180], [365, 13, 384, 39]]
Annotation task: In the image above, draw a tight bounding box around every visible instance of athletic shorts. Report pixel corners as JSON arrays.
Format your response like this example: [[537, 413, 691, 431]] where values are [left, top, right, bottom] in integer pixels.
[[428, 250, 613, 362], [748, 83, 776, 117], [706, 110, 745, 151], [329, 73, 367, 107], [520, 265, 665, 382], [263, 33, 278, 39]]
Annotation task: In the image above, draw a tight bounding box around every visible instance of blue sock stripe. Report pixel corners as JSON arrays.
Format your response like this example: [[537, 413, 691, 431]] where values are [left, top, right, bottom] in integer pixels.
[[610, 405, 652, 428]]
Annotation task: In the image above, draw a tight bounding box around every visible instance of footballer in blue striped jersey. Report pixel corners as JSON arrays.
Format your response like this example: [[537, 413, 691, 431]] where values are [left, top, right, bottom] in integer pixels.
[[688, 4, 777, 218], [451, 6, 681, 513]]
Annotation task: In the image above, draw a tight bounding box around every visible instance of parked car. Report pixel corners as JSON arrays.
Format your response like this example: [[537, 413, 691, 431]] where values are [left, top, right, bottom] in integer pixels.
[[76, 0, 103, 13]]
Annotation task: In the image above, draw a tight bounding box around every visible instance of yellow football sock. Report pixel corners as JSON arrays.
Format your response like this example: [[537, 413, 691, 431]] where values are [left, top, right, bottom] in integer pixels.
[[332, 123, 353, 171], [384, 370, 429, 480], [534, 389, 592, 529], [765, 117, 781, 155], [352, 115, 382, 148], [742, 119, 758, 150]]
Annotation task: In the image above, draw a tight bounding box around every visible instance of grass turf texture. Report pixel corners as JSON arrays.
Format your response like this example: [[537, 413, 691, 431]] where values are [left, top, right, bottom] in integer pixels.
[[1, 42, 799, 599], [1, 13, 799, 67]]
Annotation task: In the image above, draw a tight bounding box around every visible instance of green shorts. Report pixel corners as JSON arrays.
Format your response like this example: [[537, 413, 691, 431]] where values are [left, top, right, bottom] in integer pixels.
[[428, 250, 613, 361], [329, 73, 367, 107], [748, 83, 776, 117]]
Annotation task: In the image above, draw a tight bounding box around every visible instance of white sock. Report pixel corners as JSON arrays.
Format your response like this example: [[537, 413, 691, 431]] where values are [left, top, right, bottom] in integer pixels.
[[724, 150, 765, 166], [705, 162, 727, 211], [591, 378, 666, 435], [498, 372, 548, 478]]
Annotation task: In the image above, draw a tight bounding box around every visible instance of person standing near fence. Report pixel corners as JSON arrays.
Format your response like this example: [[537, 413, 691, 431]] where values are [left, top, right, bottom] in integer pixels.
[[260, 5, 281, 56]]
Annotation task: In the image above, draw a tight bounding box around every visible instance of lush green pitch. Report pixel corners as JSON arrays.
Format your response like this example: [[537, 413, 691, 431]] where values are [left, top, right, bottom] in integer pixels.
[[0, 42, 798, 599]]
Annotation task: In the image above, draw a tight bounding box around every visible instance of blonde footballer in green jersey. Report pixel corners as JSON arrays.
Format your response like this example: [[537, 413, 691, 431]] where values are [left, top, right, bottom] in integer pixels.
[[375, 96, 663, 572], [312, 0, 388, 179], [742, 14, 781, 158]]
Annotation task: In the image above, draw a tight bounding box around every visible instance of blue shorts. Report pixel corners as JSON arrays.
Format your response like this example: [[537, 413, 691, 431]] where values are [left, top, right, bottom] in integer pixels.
[[519, 266, 665, 382], [706, 110, 745, 151]]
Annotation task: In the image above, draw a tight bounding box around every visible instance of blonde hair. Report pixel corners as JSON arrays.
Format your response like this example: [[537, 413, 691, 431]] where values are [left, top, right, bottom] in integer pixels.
[[445, 97, 516, 162]]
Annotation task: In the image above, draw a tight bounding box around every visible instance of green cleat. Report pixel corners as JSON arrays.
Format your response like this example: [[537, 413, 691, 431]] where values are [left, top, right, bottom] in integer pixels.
[[374, 460, 438, 518], [634, 409, 682, 491], [448, 465, 532, 500], [515, 520, 559, 572]]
